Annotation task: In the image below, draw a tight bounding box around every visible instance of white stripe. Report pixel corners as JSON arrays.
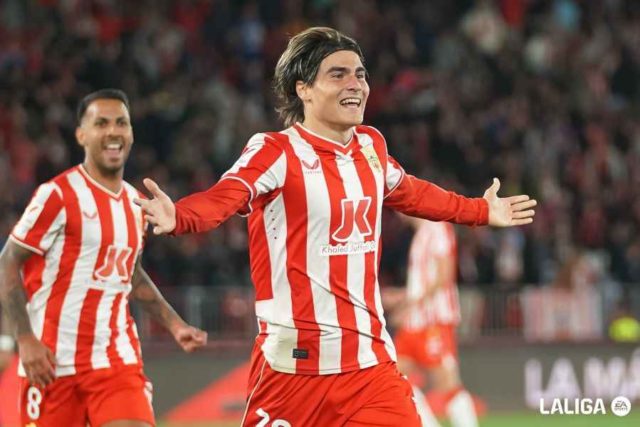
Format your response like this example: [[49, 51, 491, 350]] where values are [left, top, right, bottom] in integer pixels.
[[54, 171, 101, 373], [123, 183, 145, 256], [258, 193, 297, 372], [91, 292, 116, 369], [110, 197, 129, 278], [288, 128, 341, 372], [115, 294, 137, 364], [254, 152, 286, 196], [358, 132, 396, 361], [335, 150, 376, 368]]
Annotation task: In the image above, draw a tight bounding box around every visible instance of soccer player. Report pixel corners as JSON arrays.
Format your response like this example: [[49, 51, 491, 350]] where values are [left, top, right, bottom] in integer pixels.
[[135, 27, 536, 426], [392, 218, 478, 427], [0, 89, 207, 427]]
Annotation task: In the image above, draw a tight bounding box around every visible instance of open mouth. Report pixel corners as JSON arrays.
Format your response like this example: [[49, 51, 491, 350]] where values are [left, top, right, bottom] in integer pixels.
[[104, 142, 124, 156], [340, 98, 362, 108]]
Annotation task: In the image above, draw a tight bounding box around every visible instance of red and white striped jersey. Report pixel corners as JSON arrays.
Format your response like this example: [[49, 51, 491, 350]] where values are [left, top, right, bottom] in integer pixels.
[[173, 123, 488, 375], [403, 220, 460, 330], [10, 165, 146, 377]]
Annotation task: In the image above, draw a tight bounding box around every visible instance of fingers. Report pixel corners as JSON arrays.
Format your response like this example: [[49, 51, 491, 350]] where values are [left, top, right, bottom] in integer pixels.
[[143, 178, 164, 198], [511, 218, 534, 226], [25, 359, 56, 387], [511, 198, 537, 210], [483, 177, 501, 198], [179, 329, 208, 352], [512, 209, 535, 220], [506, 194, 530, 204], [489, 177, 500, 194]]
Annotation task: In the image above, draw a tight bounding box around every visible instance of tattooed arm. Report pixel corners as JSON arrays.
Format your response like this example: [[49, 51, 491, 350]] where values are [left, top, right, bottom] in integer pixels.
[[130, 258, 207, 352], [0, 240, 56, 386]]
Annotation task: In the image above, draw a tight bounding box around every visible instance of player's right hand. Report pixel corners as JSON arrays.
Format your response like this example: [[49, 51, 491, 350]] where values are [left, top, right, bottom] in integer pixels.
[[17, 334, 56, 387], [134, 178, 177, 235]]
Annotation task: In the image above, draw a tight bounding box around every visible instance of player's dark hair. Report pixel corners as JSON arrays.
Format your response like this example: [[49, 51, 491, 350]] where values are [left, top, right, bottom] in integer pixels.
[[76, 88, 130, 124], [273, 27, 365, 127]]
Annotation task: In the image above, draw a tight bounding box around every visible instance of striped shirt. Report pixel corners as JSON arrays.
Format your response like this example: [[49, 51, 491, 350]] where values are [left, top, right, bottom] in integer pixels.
[[173, 123, 488, 375], [10, 165, 145, 377], [403, 220, 460, 330]]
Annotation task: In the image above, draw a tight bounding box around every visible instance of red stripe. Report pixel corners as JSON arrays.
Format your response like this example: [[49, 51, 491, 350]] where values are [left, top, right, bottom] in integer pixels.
[[105, 293, 124, 367], [121, 191, 139, 282], [353, 135, 391, 363], [248, 207, 273, 301], [21, 186, 63, 250], [278, 134, 320, 374], [256, 320, 268, 348], [74, 288, 103, 370], [40, 176, 82, 355], [22, 256, 46, 300], [311, 146, 359, 372]]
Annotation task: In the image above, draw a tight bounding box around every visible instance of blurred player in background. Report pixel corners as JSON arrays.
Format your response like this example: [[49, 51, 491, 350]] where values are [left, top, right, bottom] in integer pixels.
[[0, 311, 19, 427], [387, 218, 478, 427], [135, 27, 536, 426], [0, 89, 207, 427]]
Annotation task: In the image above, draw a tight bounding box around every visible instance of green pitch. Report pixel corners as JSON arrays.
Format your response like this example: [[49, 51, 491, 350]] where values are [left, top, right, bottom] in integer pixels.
[[159, 410, 640, 426]]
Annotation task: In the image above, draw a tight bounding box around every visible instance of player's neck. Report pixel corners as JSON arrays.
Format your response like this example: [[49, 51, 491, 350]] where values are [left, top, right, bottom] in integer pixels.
[[300, 119, 353, 145], [82, 162, 123, 194]]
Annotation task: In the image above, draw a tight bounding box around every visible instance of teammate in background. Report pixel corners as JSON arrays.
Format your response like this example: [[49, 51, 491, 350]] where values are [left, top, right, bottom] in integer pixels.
[[135, 27, 536, 426], [0, 311, 19, 427], [0, 89, 207, 427], [390, 218, 478, 427]]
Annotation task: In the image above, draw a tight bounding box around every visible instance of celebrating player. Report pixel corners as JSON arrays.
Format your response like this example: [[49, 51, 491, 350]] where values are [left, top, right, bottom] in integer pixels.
[[135, 27, 536, 426], [0, 89, 207, 427]]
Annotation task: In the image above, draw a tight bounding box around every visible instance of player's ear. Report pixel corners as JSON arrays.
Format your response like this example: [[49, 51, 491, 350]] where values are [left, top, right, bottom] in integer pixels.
[[75, 126, 86, 147], [296, 80, 311, 103]]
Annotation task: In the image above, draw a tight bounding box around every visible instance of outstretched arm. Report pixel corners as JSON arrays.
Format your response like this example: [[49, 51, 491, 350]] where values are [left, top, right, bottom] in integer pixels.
[[0, 240, 56, 386], [134, 177, 251, 236], [384, 175, 535, 227], [130, 259, 207, 352]]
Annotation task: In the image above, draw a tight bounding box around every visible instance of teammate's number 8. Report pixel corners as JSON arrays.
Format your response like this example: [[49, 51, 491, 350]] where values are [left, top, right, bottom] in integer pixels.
[[256, 408, 291, 427], [26, 386, 43, 419]]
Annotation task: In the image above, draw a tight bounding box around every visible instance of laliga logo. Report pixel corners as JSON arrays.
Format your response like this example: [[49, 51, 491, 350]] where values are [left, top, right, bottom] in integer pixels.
[[539, 396, 631, 416], [526, 348, 640, 416]]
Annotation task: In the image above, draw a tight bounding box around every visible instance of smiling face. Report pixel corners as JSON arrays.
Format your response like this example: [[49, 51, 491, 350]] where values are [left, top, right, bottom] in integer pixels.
[[76, 98, 133, 176], [297, 50, 369, 134]]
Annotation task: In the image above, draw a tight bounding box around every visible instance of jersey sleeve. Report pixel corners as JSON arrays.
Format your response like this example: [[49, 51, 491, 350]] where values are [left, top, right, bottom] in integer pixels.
[[10, 182, 65, 255], [221, 132, 287, 204], [383, 174, 488, 226], [173, 133, 286, 234]]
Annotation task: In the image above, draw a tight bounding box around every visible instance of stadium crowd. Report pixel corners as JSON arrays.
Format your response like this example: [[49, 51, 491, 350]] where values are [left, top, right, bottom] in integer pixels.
[[1, 0, 639, 296]]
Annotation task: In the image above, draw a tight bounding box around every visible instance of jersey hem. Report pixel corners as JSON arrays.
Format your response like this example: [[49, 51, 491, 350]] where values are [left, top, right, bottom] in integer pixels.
[[8, 234, 45, 256]]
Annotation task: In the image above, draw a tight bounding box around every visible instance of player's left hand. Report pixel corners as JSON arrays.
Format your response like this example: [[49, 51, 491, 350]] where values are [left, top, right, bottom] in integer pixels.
[[483, 178, 537, 227], [172, 323, 208, 353]]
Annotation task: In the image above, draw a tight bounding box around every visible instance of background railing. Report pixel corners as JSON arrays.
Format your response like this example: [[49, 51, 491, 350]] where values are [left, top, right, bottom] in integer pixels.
[[2, 284, 638, 346]]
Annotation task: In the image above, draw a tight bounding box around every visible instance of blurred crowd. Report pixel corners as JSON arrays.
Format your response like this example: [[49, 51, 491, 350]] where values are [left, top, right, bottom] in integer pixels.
[[1, 0, 639, 295]]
